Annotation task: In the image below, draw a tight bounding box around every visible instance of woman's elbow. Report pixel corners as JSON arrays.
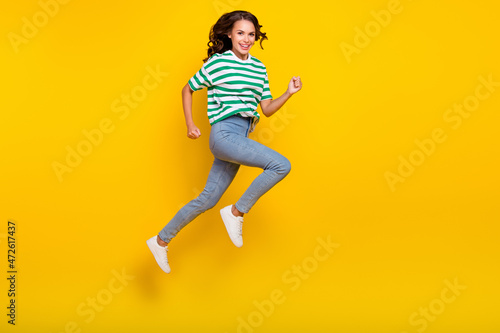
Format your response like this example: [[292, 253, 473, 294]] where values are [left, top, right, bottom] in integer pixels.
[[260, 105, 270, 117]]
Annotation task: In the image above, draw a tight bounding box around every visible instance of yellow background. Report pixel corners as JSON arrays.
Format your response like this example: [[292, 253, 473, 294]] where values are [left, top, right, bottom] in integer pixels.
[[1, 0, 499, 332]]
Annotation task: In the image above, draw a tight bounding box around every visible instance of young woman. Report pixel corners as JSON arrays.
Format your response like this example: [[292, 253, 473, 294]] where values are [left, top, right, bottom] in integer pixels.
[[147, 10, 302, 273]]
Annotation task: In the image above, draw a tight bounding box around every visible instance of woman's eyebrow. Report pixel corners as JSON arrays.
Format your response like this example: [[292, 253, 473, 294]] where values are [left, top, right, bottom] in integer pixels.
[[236, 29, 255, 33]]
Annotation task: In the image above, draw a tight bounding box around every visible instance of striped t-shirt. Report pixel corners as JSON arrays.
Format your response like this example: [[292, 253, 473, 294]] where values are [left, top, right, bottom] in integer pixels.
[[188, 50, 273, 133]]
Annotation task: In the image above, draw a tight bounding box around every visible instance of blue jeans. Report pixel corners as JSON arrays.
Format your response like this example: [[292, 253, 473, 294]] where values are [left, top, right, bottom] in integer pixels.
[[158, 115, 291, 243]]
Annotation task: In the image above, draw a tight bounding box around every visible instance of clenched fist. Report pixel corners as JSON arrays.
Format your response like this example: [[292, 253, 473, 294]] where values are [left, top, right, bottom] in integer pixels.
[[187, 124, 201, 139]]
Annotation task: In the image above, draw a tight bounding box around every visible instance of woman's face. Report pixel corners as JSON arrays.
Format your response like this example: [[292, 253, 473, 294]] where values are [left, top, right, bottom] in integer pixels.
[[228, 19, 256, 60]]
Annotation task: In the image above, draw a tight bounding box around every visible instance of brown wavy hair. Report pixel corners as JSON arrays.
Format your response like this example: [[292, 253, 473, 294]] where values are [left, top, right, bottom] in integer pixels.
[[203, 10, 268, 63]]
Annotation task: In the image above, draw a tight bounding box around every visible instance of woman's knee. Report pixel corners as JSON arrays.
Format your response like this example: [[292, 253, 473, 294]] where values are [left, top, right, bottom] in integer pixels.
[[203, 194, 220, 210], [274, 155, 291, 177], [193, 187, 221, 211], [281, 157, 292, 176]]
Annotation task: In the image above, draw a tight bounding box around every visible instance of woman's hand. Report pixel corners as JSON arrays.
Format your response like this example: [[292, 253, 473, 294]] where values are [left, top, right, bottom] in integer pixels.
[[287, 76, 302, 95], [187, 123, 201, 139], [260, 76, 303, 117]]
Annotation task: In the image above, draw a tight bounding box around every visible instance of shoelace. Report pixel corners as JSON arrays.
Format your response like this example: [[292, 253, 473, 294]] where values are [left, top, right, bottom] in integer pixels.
[[163, 247, 169, 264], [237, 218, 243, 237]]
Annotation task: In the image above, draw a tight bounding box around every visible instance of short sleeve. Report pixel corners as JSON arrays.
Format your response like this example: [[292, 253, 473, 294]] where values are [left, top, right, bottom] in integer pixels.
[[261, 71, 273, 101], [188, 63, 212, 91]]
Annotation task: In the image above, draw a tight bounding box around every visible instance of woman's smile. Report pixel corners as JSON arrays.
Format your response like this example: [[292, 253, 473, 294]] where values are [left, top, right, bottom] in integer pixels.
[[229, 19, 256, 60]]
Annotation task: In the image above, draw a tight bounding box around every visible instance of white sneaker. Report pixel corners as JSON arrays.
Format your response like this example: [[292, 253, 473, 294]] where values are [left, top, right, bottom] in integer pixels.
[[146, 236, 171, 273], [220, 205, 244, 247]]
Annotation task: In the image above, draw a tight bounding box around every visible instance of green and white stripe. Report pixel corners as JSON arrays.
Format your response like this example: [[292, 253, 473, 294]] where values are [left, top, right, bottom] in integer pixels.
[[188, 50, 272, 132]]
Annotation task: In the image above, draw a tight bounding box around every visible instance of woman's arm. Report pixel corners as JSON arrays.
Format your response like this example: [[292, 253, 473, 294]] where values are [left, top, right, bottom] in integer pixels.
[[182, 83, 201, 139], [260, 76, 302, 117]]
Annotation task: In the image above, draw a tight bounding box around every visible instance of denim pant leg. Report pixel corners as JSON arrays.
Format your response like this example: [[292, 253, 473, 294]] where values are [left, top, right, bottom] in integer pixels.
[[210, 117, 292, 214], [158, 157, 239, 243]]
